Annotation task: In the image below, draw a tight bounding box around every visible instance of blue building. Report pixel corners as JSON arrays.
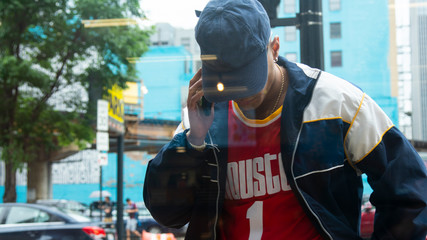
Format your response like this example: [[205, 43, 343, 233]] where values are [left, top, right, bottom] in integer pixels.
[[275, 0, 399, 126], [137, 46, 194, 121]]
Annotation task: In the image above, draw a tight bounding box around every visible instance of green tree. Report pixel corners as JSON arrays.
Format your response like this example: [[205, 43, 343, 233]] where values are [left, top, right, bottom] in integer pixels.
[[0, 0, 152, 202]]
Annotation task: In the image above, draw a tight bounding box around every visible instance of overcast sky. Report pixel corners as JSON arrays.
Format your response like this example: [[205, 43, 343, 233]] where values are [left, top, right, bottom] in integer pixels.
[[140, 0, 209, 29]]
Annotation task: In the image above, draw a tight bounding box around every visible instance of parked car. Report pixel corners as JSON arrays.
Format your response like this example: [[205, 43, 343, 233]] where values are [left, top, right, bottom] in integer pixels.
[[36, 199, 90, 216], [0, 203, 107, 240]]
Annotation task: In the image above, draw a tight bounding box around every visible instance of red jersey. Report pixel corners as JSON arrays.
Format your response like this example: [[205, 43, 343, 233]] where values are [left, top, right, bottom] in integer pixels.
[[219, 101, 323, 240]]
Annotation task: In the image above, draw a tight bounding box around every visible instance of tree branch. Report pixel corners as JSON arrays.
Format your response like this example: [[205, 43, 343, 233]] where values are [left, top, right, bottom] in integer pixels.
[[31, 25, 83, 120]]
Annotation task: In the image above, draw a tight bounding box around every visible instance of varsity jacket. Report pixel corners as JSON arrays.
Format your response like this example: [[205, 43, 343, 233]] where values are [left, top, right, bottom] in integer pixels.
[[143, 57, 427, 240]]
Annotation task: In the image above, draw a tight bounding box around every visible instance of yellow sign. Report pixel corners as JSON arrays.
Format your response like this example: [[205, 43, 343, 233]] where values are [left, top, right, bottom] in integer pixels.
[[107, 84, 124, 123], [123, 82, 139, 105]]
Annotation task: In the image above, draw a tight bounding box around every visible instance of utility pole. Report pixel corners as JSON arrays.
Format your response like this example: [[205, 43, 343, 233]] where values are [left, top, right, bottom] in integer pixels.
[[116, 134, 124, 240], [258, 0, 324, 70]]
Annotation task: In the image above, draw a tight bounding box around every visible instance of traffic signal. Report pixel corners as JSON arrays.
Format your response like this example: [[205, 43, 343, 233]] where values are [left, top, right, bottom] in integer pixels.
[[257, 0, 280, 20]]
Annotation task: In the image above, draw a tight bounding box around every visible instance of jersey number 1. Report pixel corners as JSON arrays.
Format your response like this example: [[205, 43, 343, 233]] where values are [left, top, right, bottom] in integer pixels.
[[246, 201, 263, 240]]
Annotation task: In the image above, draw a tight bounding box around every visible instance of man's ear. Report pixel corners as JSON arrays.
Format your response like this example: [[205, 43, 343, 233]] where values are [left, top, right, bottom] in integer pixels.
[[270, 36, 280, 60]]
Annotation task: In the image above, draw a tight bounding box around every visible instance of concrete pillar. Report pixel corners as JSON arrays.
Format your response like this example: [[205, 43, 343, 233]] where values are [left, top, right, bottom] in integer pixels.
[[27, 160, 49, 203], [26, 144, 79, 203]]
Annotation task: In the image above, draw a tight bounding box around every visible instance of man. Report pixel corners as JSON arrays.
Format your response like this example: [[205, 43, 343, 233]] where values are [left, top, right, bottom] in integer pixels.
[[125, 198, 141, 240], [143, 0, 427, 239], [103, 196, 113, 228]]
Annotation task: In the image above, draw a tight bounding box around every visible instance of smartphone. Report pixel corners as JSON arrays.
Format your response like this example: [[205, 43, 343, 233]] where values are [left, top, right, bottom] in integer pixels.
[[199, 96, 212, 116]]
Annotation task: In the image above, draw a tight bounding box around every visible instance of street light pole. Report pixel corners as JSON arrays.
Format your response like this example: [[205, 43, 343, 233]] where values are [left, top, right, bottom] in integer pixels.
[[299, 0, 324, 70], [99, 166, 103, 222]]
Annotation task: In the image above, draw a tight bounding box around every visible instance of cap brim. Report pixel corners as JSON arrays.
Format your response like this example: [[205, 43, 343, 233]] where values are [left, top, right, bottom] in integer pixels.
[[202, 49, 268, 103]]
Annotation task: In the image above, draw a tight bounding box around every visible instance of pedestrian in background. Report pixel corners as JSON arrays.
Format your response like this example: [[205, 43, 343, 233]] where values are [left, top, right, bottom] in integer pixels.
[[103, 196, 113, 228], [143, 0, 427, 239], [125, 198, 141, 240]]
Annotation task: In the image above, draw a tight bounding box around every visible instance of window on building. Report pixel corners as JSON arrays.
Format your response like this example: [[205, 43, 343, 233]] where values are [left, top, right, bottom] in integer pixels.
[[195, 60, 202, 70], [329, 0, 341, 11], [284, 27, 297, 42], [284, 0, 296, 13], [181, 37, 190, 48], [285, 53, 297, 62], [331, 51, 342, 67], [330, 22, 342, 39]]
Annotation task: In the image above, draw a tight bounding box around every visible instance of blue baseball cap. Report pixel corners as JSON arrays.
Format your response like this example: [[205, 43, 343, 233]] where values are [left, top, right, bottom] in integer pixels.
[[195, 0, 271, 103]]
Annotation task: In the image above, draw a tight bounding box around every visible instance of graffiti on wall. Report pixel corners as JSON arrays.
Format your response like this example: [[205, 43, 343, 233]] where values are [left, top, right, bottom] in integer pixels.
[[52, 150, 100, 184]]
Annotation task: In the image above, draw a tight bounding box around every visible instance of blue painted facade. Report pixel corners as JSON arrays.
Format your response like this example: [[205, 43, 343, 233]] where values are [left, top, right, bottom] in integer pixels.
[[0, 186, 27, 203]]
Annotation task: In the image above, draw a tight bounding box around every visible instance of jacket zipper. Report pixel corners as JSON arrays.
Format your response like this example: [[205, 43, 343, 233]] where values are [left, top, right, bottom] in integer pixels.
[[288, 70, 332, 240]]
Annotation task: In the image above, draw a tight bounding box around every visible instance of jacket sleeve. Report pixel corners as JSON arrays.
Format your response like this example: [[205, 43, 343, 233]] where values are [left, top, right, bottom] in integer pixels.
[[350, 95, 427, 239], [143, 129, 208, 228]]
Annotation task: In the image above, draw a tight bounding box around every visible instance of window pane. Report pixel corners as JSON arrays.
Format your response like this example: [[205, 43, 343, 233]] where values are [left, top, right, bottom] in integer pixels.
[[284, 0, 296, 13], [284, 26, 297, 41], [285, 53, 297, 62], [329, 0, 341, 11], [330, 22, 341, 39], [331, 51, 342, 67], [181, 37, 190, 48]]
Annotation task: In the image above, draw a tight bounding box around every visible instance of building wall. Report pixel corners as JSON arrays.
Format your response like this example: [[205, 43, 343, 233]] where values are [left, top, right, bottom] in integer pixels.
[[411, 2, 427, 141]]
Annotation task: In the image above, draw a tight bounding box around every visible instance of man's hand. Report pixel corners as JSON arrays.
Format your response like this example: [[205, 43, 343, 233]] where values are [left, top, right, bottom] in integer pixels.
[[186, 69, 215, 145]]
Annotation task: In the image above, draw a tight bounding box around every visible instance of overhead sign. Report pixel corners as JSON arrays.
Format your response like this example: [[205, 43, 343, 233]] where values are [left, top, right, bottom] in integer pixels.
[[108, 85, 124, 123], [96, 131, 109, 151], [106, 84, 125, 134], [97, 100, 109, 131]]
